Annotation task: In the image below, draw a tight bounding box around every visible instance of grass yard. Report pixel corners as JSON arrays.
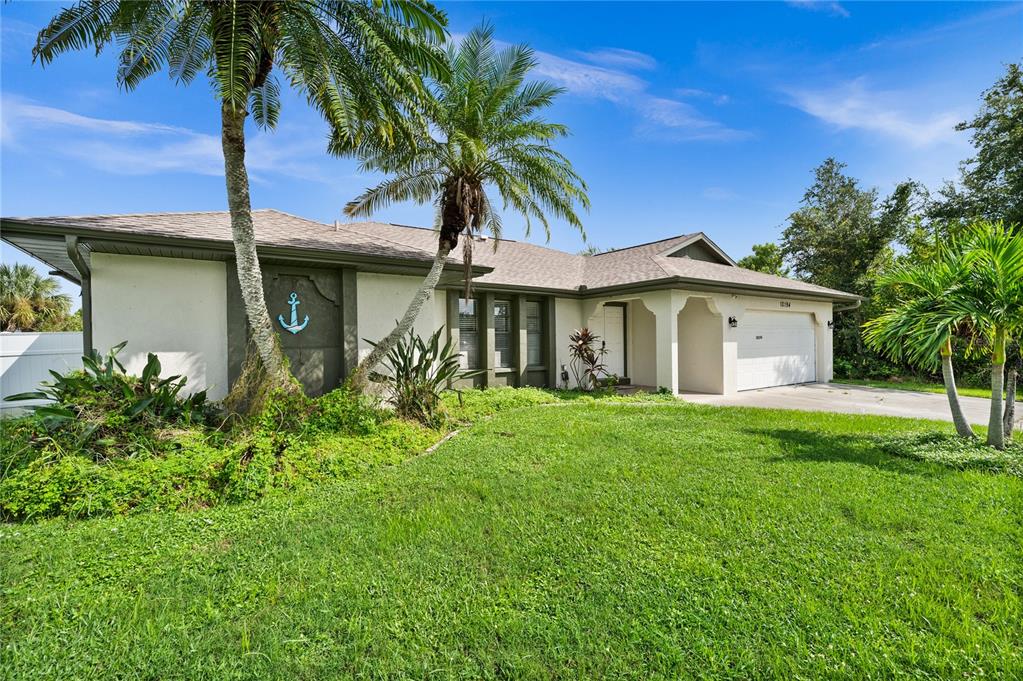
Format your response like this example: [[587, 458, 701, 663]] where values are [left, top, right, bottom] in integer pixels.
[[2, 401, 1021, 679], [835, 377, 1017, 400]]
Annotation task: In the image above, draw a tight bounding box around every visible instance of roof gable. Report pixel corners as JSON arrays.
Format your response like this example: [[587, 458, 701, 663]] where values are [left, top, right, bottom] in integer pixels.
[[660, 233, 735, 266]]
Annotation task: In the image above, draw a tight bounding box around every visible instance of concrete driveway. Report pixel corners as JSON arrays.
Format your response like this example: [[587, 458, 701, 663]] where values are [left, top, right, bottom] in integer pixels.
[[681, 382, 1013, 427]]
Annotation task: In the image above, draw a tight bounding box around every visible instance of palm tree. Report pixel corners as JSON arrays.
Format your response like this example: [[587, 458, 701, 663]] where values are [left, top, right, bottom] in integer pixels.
[[0, 264, 75, 332], [34, 0, 447, 407], [341, 25, 590, 387], [863, 251, 978, 439], [953, 221, 1023, 449]]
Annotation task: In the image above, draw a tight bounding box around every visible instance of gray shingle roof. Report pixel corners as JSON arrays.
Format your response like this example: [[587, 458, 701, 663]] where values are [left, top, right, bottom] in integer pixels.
[[1, 209, 857, 300]]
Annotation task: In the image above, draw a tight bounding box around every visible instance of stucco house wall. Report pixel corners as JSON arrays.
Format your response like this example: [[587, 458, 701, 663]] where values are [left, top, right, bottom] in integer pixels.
[[356, 273, 446, 363], [91, 253, 229, 400]]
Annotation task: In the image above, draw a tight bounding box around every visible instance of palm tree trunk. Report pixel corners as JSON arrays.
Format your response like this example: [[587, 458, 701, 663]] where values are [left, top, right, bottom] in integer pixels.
[[220, 103, 289, 389], [987, 327, 1006, 449], [940, 343, 976, 439], [1003, 367, 1016, 441], [348, 241, 452, 391]]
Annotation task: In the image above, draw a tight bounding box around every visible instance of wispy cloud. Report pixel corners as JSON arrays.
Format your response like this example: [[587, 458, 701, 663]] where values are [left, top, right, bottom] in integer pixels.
[[786, 78, 965, 147], [677, 88, 730, 106], [533, 50, 747, 142], [702, 187, 738, 201], [1, 95, 332, 182], [574, 47, 657, 71], [786, 0, 850, 18]]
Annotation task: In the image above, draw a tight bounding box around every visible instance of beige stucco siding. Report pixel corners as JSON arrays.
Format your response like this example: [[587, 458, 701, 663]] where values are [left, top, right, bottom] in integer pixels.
[[355, 273, 445, 362], [91, 253, 229, 400], [554, 297, 583, 388]]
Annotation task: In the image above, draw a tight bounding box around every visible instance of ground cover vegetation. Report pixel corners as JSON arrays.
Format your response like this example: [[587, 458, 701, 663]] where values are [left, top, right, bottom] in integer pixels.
[[2, 401, 1020, 679]]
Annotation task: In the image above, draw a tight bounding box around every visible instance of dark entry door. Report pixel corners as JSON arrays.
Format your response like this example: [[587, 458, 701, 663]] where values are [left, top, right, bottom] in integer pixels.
[[263, 267, 343, 396]]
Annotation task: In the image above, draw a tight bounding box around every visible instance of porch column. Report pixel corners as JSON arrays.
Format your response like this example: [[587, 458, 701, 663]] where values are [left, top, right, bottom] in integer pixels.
[[651, 290, 684, 394]]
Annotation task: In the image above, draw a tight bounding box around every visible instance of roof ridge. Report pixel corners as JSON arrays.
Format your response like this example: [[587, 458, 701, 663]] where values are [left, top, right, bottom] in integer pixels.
[[589, 233, 693, 256], [5, 209, 232, 221]]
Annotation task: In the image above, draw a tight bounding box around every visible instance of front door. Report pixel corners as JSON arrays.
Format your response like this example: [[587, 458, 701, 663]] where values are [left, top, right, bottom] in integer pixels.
[[587, 304, 626, 378], [263, 267, 343, 396]]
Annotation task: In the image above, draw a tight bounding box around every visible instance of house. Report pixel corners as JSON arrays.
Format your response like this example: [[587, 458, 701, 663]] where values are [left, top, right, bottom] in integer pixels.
[[1, 209, 858, 400]]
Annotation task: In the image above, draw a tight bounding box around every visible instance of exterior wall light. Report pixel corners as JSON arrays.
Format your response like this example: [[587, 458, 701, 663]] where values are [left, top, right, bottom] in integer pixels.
[[827, 320, 834, 330], [728, 316, 738, 328]]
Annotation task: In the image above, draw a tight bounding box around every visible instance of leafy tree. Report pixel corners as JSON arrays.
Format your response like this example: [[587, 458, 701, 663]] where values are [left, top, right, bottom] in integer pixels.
[[781, 159, 917, 370], [863, 249, 978, 439], [737, 242, 788, 276], [953, 221, 1023, 449], [0, 264, 75, 332], [930, 63, 1023, 228], [341, 25, 589, 387], [34, 0, 448, 409]]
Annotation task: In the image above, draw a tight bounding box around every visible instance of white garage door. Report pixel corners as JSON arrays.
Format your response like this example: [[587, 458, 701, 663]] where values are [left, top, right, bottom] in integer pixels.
[[587, 305, 626, 378], [736, 311, 816, 391]]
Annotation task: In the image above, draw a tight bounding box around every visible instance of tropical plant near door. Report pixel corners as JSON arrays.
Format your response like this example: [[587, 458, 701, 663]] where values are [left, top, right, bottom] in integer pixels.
[[863, 250, 978, 439], [0, 264, 75, 332], [567, 327, 608, 392], [33, 0, 448, 410], [341, 24, 590, 389]]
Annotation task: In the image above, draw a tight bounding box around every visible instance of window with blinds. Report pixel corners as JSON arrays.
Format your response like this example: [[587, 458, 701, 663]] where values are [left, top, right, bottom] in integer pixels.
[[493, 300, 512, 368], [458, 298, 478, 369], [526, 301, 543, 367]]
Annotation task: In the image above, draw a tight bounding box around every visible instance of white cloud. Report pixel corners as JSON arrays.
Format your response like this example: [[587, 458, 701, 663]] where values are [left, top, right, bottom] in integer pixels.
[[533, 50, 747, 142], [574, 47, 657, 71], [677, 88, 731, 106], [786, 78, 965, 147], [1, 95, 332, 182], [786, 0, 850, 18]]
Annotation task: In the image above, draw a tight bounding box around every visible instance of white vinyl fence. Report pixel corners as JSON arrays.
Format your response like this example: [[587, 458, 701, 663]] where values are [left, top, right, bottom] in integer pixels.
[[0, 332, 83, 415]]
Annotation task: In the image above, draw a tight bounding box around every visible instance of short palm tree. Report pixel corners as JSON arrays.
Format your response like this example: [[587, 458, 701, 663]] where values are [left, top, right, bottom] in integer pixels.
[[954, 221, 1023, 449], [863, 250, 978, 439], [0, 264, 74, 332], [35, 0, 447, 407], [341, 25, 590, 386]]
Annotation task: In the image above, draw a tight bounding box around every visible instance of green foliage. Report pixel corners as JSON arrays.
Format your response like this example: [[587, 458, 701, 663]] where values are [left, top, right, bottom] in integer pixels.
[[4, 343, 215, 455], [930, 63, 1023, 228], [737, 242, 788, 276], [2, 404, 1020, 678], [441, 386, 561, 422], [342, 23, 590, 292], [371, 327, 482, 425], [877, 432, 1023, 477], [0, 263, 76, 332]]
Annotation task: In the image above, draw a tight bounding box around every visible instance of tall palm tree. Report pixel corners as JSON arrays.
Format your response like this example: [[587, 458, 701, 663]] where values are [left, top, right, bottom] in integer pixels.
[[0, 264, 75, 332], [864, 250, 979, 439], [34, 0, 447, 405], [341, 25, 590, 387], [953, 221, 1023, 449]]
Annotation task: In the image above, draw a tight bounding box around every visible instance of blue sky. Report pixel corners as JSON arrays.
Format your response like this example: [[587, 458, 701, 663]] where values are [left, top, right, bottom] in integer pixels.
[[2, 1, 1021, 305]]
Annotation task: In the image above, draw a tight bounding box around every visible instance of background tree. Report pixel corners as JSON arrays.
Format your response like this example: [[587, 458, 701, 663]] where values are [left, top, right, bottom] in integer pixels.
[[0, 264, 76, 332], [34, 0, 447, 409], [737, 242, 788, 276], [781, 159, 917, 373], [341, 25, 589, 387], [929, 63, 1023, 229]]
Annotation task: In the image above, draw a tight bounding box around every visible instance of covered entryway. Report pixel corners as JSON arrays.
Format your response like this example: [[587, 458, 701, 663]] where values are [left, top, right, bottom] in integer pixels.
[[587, 303, 626, 378], [736, 311, 815, 391]]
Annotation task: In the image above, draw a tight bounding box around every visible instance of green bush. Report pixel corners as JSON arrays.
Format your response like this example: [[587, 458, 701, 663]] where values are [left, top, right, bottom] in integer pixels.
[[877, 433, 1023, 477]]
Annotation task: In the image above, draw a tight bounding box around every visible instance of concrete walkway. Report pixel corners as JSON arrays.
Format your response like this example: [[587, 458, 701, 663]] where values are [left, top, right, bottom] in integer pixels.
[[680, 382, 1015, 427]]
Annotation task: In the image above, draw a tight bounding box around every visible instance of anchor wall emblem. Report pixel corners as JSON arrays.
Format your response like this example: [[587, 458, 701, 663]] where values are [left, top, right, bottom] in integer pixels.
[[277, 291, 310, 334]]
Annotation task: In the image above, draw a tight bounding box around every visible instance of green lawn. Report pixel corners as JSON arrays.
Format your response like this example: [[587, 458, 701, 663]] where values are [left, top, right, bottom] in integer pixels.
[[834, 377, 1016, 400], [2, 402, 1021, 679]]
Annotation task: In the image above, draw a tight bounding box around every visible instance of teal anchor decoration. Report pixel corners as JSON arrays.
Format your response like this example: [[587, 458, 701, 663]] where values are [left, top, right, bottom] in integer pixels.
[[278, 291, 309, 334]]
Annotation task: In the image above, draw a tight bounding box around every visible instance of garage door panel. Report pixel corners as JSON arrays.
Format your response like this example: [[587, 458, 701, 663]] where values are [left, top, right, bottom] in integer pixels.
[[737, 312, 815, 391]]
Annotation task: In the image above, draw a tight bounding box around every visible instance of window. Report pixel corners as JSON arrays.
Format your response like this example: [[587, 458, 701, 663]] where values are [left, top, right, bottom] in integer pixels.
[[526, 301, 543, 366], [458, 298, 478, 369], [493, 300, 512, 368]]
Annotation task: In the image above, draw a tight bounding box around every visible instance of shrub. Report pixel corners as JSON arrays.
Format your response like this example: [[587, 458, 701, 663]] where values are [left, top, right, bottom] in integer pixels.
[[877, 433, 1023, 477], [567, 327, 607, 391], [371, 327, 481, 425]]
